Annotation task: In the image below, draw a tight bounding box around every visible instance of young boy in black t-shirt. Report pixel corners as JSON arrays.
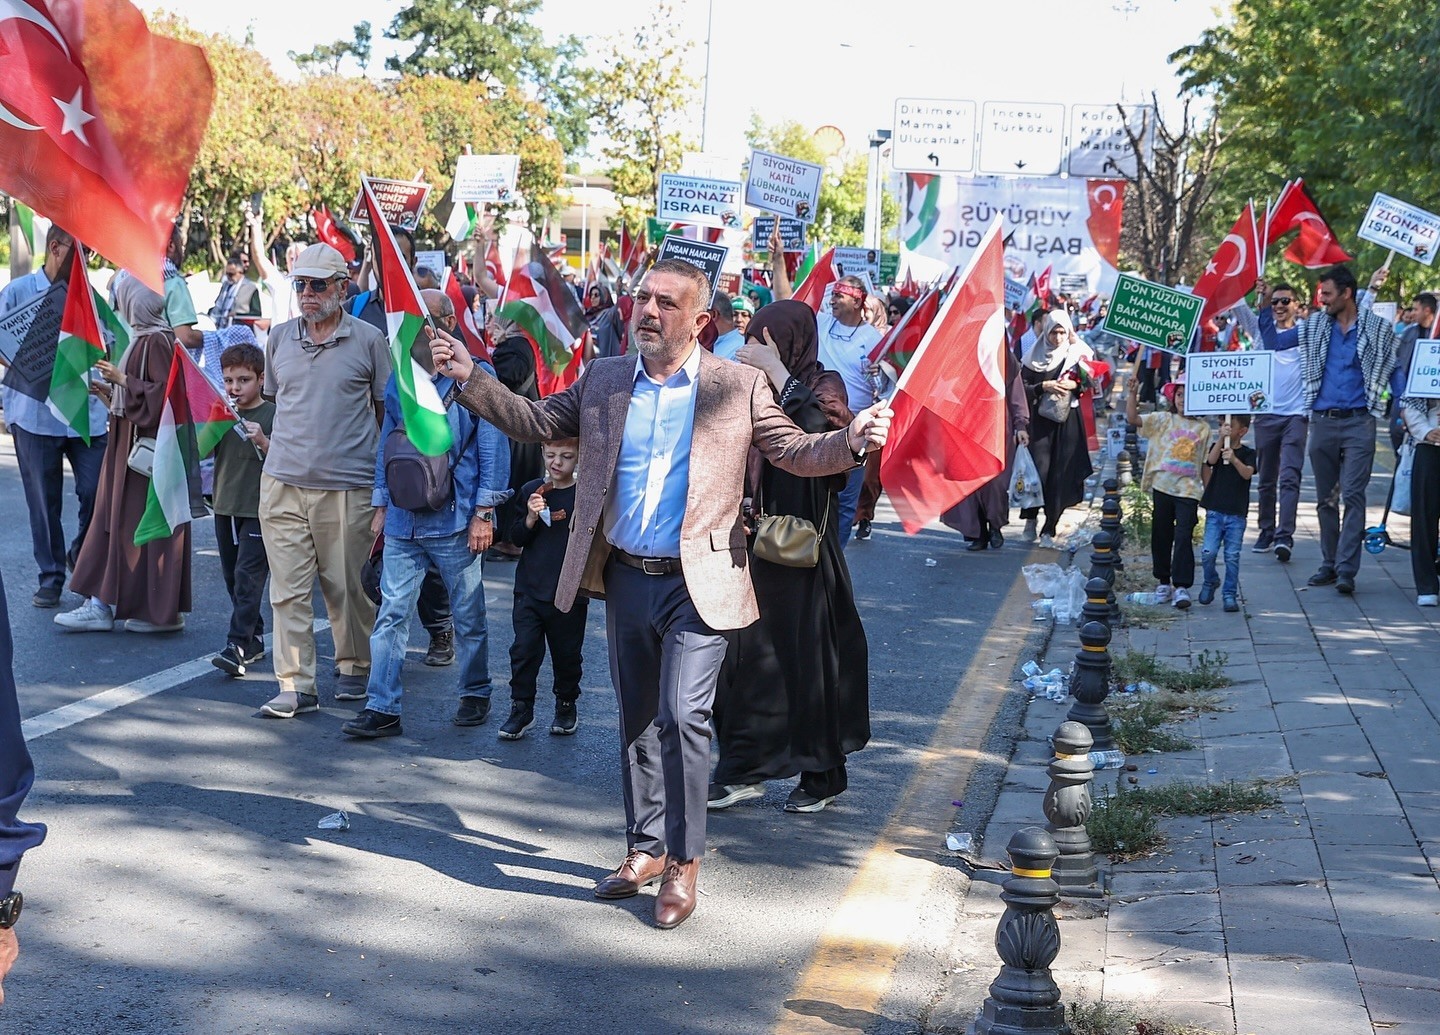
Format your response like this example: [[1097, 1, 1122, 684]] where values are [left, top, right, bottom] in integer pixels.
[[1198, 414, 1256, 612], [498, 438, 587, 740]]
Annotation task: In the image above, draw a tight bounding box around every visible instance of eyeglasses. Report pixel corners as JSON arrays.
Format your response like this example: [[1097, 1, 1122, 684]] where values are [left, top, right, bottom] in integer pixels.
[[293, 277, 336, 294], [1272, 296, 1294, 305]]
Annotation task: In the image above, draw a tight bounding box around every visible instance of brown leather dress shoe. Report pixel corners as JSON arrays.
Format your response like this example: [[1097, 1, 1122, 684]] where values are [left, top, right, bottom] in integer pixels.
[[594, 850, 667, 900], [654, 858, 701, 929]]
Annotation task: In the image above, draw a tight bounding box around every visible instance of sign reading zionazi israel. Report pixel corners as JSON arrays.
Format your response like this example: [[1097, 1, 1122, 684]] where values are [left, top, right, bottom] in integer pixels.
[[656, 173, 744, 230], [891, 98, 977, 173], [1357, 192, 1440, 266], [744, 149, 824, 223], [1183, 351, 1275, 415]]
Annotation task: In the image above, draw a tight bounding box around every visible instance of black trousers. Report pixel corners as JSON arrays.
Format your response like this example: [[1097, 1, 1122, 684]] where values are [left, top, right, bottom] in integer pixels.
[[418, 567, 450, 637], [508, 592, 588, 703], [215, 514, 269, 648], [1151, 489, 1199, 588], [1411, 445, 1440, 598]]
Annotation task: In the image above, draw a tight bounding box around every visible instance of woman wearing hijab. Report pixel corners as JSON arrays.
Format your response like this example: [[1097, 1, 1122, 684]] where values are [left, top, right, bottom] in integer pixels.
[[1020, 310, 1095, 549], [56, 271, 199, 633], [708, 300, 871, 815]]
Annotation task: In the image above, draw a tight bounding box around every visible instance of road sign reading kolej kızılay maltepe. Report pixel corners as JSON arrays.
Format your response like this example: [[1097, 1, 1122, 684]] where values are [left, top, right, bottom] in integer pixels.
[[892, 98, 1153, 178]]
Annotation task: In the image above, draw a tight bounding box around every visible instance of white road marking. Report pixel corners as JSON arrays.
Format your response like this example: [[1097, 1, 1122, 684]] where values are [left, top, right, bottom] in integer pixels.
[[23, 620, 331, 742]]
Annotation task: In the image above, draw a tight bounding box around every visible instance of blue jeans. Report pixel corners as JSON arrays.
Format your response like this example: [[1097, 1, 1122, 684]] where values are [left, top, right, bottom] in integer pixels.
[[11, 427, 106, 589], [837, 465, 865, 548], [367, 532, 491, 715], [1200, 511, 1245, 600]]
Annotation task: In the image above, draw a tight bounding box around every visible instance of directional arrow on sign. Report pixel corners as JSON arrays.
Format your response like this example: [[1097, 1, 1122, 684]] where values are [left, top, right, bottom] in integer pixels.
[[1015, 160, 1027, 169], [927, 153, 939, 167]]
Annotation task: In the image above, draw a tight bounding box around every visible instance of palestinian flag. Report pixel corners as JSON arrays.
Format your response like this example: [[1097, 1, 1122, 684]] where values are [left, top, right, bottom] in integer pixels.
[[444, 268, 490, 362], [498, 243, 589, 396], [791, 247, 837, 314], [94, 286, 131, 362], [363, 178, 454, 457], [49, 244, 105, 444], [902, 174, 941, 251], [12, 200, 48, 267], [445, 200, 479, 242], [868, 287, 941, 376], [134, 347, 236, 546]]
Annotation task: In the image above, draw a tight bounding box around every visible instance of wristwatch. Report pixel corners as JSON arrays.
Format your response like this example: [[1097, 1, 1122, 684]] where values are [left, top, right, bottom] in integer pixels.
[[0, 891, 21, 929], [472, 508, 493, 522]]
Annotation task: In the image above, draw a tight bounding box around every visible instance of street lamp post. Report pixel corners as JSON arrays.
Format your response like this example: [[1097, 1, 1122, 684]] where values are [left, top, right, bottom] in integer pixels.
[[865, 130, 891, 252]]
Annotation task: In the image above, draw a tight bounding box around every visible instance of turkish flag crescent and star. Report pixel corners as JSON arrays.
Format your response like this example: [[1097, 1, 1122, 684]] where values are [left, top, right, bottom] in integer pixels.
[[1192, 202, 1260, 323], [0, 0, 214, 291], [879, 219, 1009, 534], [1266, 179, 1353, 268]]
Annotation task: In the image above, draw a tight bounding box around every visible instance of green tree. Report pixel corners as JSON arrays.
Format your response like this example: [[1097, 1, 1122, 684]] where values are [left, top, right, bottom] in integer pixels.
[[290, 21, 372, 76], [592, 6, 697, 228], [1173, 0, 1440, 294]]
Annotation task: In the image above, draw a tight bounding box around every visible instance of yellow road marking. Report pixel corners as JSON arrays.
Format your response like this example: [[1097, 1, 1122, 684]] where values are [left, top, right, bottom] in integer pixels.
[[775, 572, 1039, 1034]]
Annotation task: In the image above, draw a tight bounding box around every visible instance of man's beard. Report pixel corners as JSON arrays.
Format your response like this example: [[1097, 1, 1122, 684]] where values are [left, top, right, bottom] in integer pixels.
[[631, 319, 691, 362], [304, 294, 342, 322]]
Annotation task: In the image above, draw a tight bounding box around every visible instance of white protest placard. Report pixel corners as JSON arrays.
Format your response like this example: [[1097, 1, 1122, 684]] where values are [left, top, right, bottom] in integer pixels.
[[1405, 337, 1440, 399], [1066, 104, 1154, 178], [977, 101, 1066, 176], [1357, 192, 1440, 266], [1370, 301, 1398, 325], [891, 98, 977, 173], [654, 235, 728, 305], [451, 154, 520, 204], [744, 149, 823, 223], [832, 247, 882, 285], [1183, 351, 1276, 415], [1004, 277, 1028, 311], [656, 173, 744, 230], [414, 250, 447, 280]]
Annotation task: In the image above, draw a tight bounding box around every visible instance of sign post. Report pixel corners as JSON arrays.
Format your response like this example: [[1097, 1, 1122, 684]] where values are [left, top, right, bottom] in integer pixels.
[[451, 155, 520, 204], [891, 98, 977, 173], [656, 173, 744, 229], [654, 235, 728, 305], [1405, 338, 1440, 399]]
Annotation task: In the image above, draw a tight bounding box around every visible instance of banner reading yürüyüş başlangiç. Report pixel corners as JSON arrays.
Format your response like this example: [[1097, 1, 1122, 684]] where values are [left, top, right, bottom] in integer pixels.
[[898, 173, 1125, 295]]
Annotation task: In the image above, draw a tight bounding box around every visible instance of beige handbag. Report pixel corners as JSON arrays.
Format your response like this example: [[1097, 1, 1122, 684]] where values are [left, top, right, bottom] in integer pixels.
[[752, 496, 829, 568], [127, 435, 156, 477]]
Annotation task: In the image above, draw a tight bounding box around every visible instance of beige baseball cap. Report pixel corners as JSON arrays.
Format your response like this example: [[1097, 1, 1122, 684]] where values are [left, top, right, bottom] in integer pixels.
[[290, 243, 348, 279]]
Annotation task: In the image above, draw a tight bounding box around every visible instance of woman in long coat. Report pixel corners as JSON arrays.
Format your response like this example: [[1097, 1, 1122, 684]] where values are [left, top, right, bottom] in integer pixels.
[[58, 271, 197, 632], [709, 301, 870, 814], [1018, 310, 1094, 549]]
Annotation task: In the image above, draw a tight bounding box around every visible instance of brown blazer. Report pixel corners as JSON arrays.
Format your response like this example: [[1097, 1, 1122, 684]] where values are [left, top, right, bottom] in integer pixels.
[[455, 349, 860, 630]]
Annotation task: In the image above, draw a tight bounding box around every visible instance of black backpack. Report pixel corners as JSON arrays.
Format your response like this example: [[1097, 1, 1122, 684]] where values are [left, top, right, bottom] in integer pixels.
[[382, 418, 475, 512]]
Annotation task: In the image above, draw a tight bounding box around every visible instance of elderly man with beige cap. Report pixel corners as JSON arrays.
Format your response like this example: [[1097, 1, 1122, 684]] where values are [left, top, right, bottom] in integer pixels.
[[258, 242, 393, 717]]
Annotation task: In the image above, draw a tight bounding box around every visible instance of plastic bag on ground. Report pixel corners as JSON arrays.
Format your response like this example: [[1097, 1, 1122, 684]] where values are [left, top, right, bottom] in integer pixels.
[[1022, 563, 1067, 600], [1061, 567, 1088, 622]]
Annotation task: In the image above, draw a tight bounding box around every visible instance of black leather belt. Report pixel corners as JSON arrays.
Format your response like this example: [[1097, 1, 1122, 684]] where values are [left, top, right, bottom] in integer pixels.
[[612, 548, 682, 576], [1315, 407, 1364, 419]]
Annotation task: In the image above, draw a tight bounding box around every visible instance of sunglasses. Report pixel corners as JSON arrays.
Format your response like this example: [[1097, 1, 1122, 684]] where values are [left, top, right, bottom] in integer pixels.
[[1272, 296, 1294, 304], [293, 277, 336, 294]]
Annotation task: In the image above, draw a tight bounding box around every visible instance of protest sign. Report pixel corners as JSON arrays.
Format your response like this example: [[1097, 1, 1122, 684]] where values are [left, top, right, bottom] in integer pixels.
[[1102, 273, 1204, 355], [744, 149, 823, 223], [833, 247, 882, 285], [414, 250, 447, 280], [1183, 351, 1275, 415], [717, 272, 742, 299], [1004, 277, 1028, 311], [0, 283, 66, 401], [750, 215, 806, 253], [657, 173, 744, 229], [1357, 192, 1440, 266], [1405, 337, 1440, 399], [879, 252, 899, 286], [654, 235, 728, 304], [350, 177, 431, 229], [1370, 301, 1398, 325], [451, 154, 519, 204]]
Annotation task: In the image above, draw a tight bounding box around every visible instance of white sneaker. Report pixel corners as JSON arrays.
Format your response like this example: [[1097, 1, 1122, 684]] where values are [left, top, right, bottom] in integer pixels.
[[1023, 518, 1038, 542], [1419, 595, 1440, 607], [54, 600, 114, 632], [125, 617, 185, 634], [1037, 534, 1056, 549], [1154, 584, 1174, 604], [1173, 587, 1192, 609]]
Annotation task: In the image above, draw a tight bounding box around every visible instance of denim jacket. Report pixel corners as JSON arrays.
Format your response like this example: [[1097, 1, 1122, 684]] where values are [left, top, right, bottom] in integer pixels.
[[373, 365, 511, 539]]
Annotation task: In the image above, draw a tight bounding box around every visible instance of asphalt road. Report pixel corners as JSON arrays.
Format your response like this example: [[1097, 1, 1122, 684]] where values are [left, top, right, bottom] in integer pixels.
[[0, 433, 1035, 1035]]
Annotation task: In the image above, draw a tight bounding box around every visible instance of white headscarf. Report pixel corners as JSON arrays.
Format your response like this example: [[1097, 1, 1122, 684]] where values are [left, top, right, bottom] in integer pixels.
[[1024, 309, 1093, 373]]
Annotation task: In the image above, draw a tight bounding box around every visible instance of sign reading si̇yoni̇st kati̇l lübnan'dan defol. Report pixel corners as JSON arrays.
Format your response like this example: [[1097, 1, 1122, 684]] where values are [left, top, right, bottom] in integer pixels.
[[1406, 337, 1440, 399], [656, 174, 744, 230], [1183, 351, 1275, 415], [1101, 272, 1205, 355], [744, 149, 823, 223], [1357, 192, 1440, 266]]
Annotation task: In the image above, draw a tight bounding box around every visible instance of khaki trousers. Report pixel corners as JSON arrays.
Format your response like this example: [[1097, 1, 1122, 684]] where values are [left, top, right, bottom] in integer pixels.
[[259, 475, 376, 694]]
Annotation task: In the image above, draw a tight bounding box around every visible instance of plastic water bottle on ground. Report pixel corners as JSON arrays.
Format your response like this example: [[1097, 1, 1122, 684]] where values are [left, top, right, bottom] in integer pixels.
[[317, 811, 350, 831], [1022, 661, 1044, 678], [1126, 591, 1159, 605], [1089, 750, 1127, 770]]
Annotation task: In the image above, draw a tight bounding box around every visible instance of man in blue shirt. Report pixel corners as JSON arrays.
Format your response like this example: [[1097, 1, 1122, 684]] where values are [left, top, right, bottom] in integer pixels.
[[0, 227, 109, 609], [1257, 266, 1399, 594], [709, 292, 744, 360]]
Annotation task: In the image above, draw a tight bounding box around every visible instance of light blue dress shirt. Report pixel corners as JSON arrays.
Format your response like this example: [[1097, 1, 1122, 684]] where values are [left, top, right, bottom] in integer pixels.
[[0, 268, 110, 439], [712, 328, 744, 361], [605, 345, 701, 558]]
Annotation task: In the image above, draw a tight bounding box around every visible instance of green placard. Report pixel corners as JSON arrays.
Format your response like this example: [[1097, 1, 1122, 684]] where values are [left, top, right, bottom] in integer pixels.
[[1101, 272, 1205, 355], [880, 252, 899, 286]]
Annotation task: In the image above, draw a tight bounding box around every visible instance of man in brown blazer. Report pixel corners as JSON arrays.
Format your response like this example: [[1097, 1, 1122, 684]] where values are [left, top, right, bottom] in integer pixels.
[[431, 259, 892, 929]]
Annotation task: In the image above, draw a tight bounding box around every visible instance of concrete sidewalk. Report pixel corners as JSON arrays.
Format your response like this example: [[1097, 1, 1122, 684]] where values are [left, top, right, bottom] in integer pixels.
[[933, 470, 1440, 1034]]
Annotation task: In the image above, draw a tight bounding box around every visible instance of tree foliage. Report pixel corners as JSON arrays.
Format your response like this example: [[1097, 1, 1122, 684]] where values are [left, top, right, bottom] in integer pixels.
[[591, 5, 698, 228], [1173, 0, 1440, 294], [289, 21, 372, 76]]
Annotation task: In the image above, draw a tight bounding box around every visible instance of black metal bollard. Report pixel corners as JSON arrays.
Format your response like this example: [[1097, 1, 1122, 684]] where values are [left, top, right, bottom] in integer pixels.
[[1086, 531, 1121, 622], [1066, 621, 1117, 755], [1044, 721, 1098, 890], [973, 829, 1070, 1035], [1080, 577, 1112, 635]]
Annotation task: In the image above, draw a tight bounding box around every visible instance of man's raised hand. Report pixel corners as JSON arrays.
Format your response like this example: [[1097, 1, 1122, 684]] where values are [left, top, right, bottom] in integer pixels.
[[848, 401, 894, 455], [427, 324, 474, 381]]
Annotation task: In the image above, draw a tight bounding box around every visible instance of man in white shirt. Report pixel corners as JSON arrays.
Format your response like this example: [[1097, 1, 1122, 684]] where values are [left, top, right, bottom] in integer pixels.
[[816, 277, 882, 545]]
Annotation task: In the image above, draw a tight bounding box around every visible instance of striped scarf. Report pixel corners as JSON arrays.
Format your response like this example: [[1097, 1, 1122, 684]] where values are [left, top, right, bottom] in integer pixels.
[[1294, 307, 1398, 418]]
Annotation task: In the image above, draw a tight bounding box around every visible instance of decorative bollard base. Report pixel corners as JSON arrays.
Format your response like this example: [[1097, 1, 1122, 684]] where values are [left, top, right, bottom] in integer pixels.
[[973, 1000, 1071, 1035]]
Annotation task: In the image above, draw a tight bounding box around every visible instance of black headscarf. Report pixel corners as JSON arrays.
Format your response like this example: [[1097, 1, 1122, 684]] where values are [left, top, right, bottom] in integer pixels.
[[746, 300, 853, 429]]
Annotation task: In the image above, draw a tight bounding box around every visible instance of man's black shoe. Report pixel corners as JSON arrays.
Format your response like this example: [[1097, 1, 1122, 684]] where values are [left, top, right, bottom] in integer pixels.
[[551, 700, 578, 736], [1336, 575, 1355, 595], [1275, 543, 1292, 563], [341, 709, 402, 738], [212, 643, 246, 677], [855, 520, 872, 541], [32, 586, 61, 608], [424, 629, 455, 667], [453, 695, 491, 727], [498, 702, 534, 740], [1307, 569, 1337, 587]]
